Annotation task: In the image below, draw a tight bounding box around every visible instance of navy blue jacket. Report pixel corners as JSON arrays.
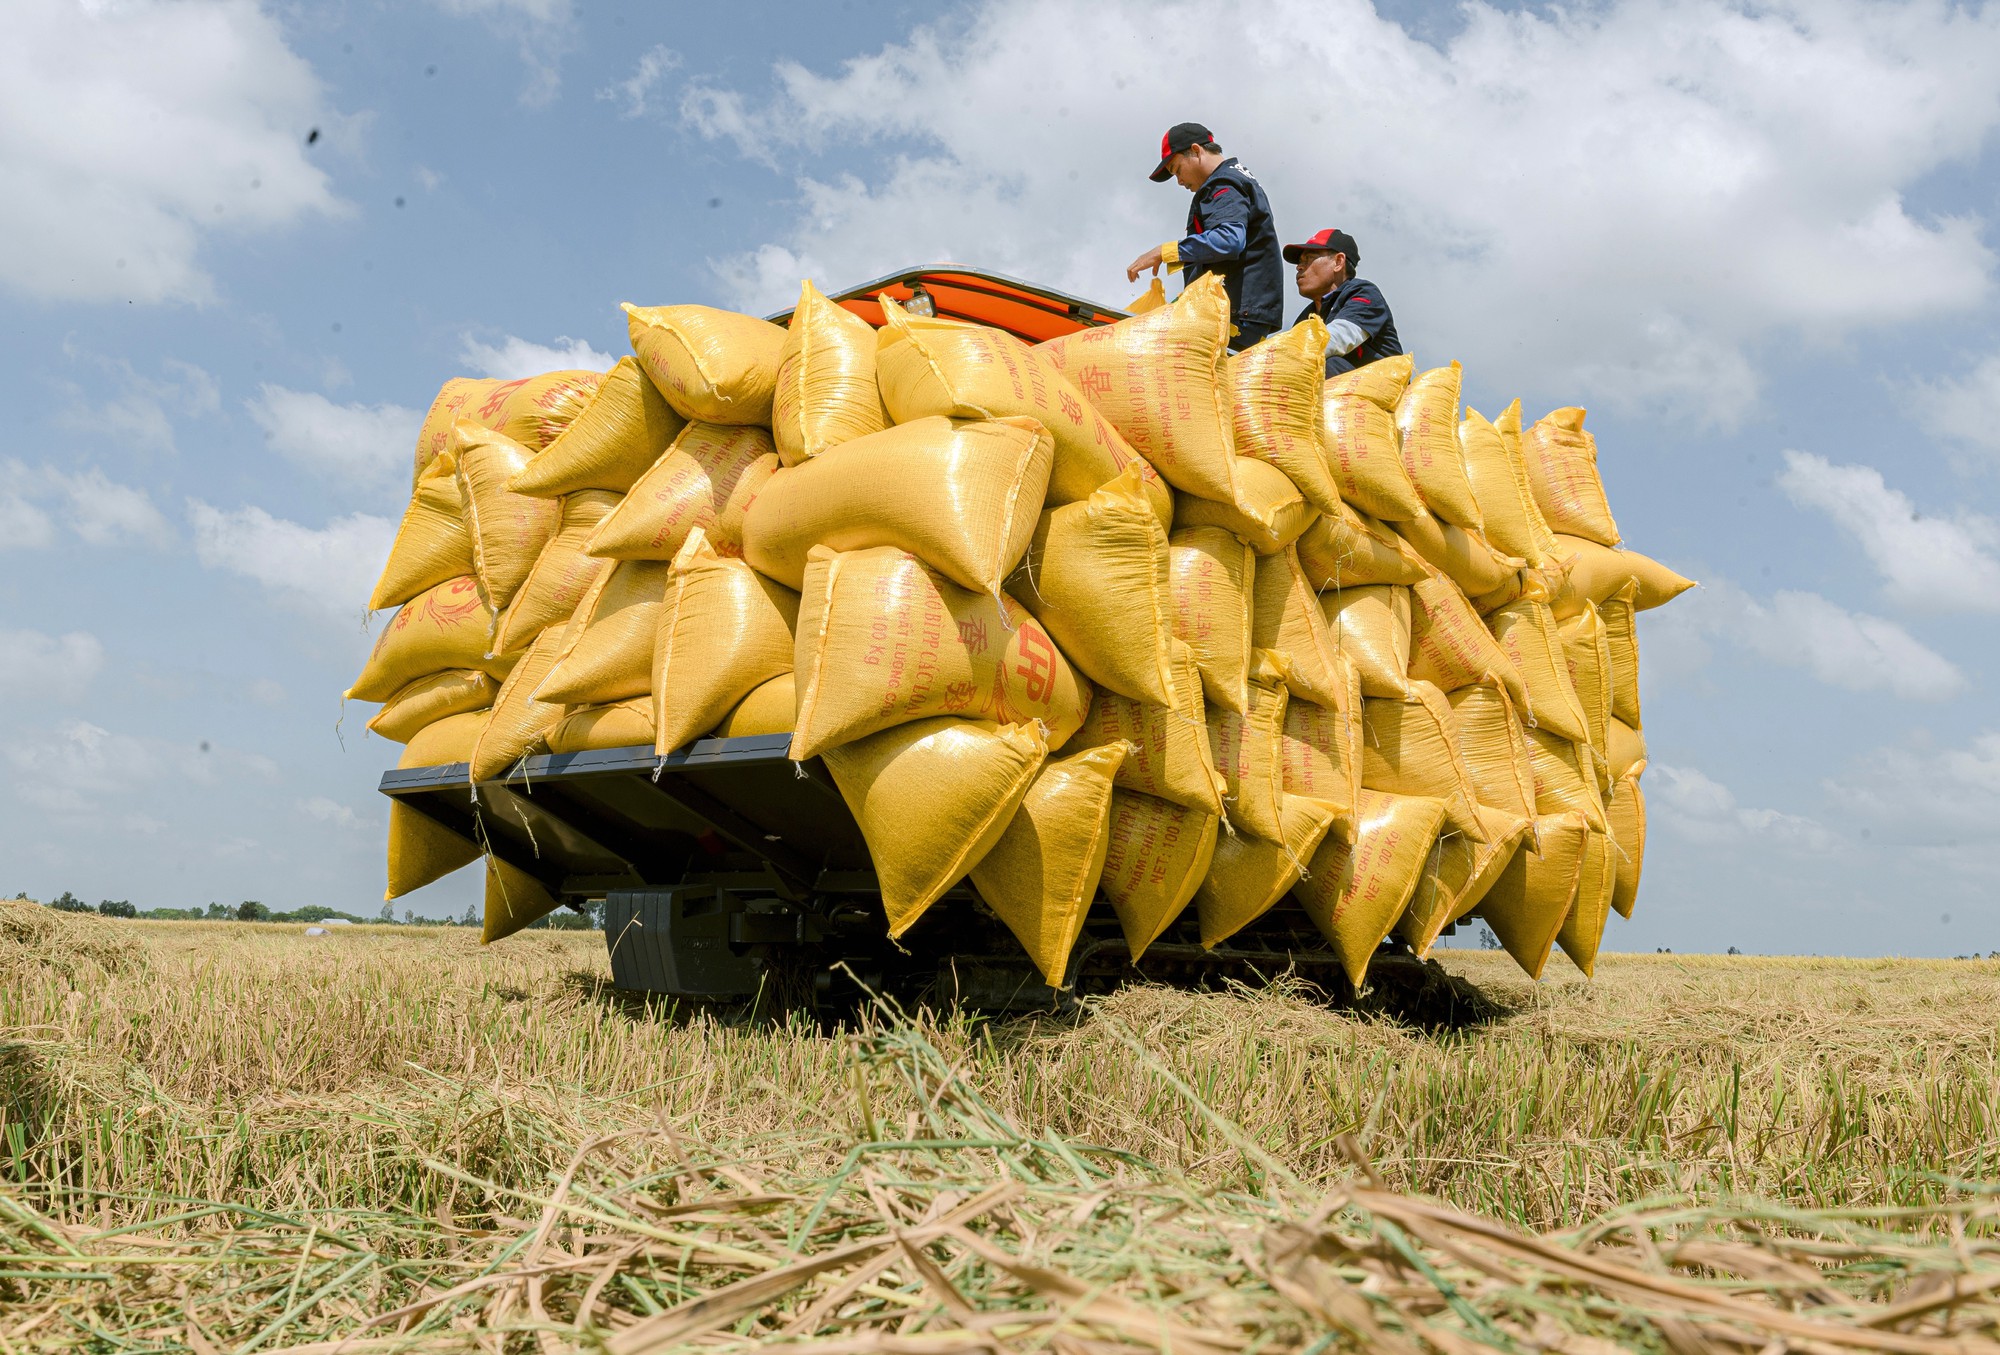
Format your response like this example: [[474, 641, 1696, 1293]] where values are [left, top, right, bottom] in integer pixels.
[[1295, 276, 1402, 376], [1179, 158, 1284, 335]]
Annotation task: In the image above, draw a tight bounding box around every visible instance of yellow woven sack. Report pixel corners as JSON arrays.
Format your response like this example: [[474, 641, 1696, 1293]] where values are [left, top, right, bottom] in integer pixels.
[[1073, 638, 1225, 814], [1296, 789, 1447, 988], [1392, 512, 1522, 597], [1474, 810, 1588, 979], [455, 425, 562, 612], [1549, 535, 1695, 620], [1487, 599, 1592, 744], [1320, 584, 1411, 699], [1399, 805, 1532, 955], [348, 577, 512, 702], [399, 709, 488, 768], [1169, 524, 1256, 714], [585, 423, 775, 562], [373, 456, 476, 611], [493, 490, 620, 655], [1409, 572, 1527, 704], [1446, 680, 1537, 818], [1447, 807, 1535, 930], [1101, 789, 1219, 960], [482, 855, 565, 944], [1459, 406, 1555, 566], [1252, 545, 1348, 708], [1607, 770, 1646, 918], [1327, 352, 1412, 408], [969, 741, 1128, 986], [1323, 355, 1425, 522], [1172, 458, 1315, 554], [623, 303, 786, 425], [1196, 793, 1340, 949], [1558, 603, 1614, 762], [825, 718, 1046, 937], [742, 415, 1052, 595], [1207, 652, 1287, 841], [412, 373, 604, 484], [774, 280, 888, 465], [1037, 272, 1237, 502], [1601, 583, 1641, 727], [1229, 316, 1341, 513], [506, 358, 685, 498], [1295, 500, 1427, 589], [368, 669, 498, 743], [1394, 362, 1482, 530], [875, 298, 1173, 528], [1277, 672, 1362, 830], [1607, 717, 1647, 780], [716, 673, 796, 738], [1361, 681, 1488, 842], [1010, 464, 1176, 704], [546, 696, 652, 754], [655, 529, 799, 757], [412, 378, 494, 484], [1525, 727, 1608, 832], [386, 803, 479, 902], [470, 626, 569, 782], [1521, 408, 1619, 546], [1126, 277, 1167, 313], [790, 546, 1088, 762], [535, 560, 670, 706], [1556, 828, 1618, 976], [1469, 567, 1547, 616]]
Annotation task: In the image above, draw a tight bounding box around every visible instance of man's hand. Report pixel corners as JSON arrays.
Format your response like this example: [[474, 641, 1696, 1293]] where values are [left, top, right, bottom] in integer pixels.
[[1125, 245, 1166, 283]]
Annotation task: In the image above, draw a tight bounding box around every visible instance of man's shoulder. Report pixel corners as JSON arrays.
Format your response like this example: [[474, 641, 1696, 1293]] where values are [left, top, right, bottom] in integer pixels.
[[1334, 278, 1390, 310]]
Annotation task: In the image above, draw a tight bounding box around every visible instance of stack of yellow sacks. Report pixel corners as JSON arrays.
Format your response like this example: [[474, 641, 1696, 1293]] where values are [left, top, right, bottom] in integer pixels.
[[347, 274, 1692, 979]]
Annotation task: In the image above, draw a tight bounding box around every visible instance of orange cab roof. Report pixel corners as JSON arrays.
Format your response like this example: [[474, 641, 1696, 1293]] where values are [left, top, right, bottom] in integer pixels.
[[765, 266, 1129, 343]]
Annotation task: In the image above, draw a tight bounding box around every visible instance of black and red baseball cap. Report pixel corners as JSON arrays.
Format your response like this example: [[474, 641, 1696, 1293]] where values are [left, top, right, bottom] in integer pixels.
[[1149, 122, 1217, 181], [1283, 228, 1360, 265]]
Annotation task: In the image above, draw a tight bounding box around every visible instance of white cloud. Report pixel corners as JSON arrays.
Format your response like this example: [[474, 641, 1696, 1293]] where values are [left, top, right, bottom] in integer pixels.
[[0, 488, 55, 550], [0, 0, 348, 304], [427, 0, 575, 107], [0, 461, 173, 549], [57, 355, 219, 453], [5, 718, 276, 816], [1651, 763, 1836, 851], [1658, 577, 1964, 701], [247, 678, 288, 707], [1907, 354, 2000, 459], [187, 500, 394, 622], [602, 45, 682, 118], [459, 334, 616, 380], [246, 385, 421, 494], [0, 629, 105, 702], [1777, 450, 2000, 611], [1820, 734, 2000, 873], [52, 469, 176, 547], [299, 796, 366, 830], [684, 0, 2000, 422], [6, 721, 156, 814]]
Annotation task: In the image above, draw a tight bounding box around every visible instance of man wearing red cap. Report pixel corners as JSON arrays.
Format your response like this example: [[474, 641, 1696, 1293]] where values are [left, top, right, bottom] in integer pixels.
[[1125, 122, 1283, 351], [1284, 228, 1402, 377]]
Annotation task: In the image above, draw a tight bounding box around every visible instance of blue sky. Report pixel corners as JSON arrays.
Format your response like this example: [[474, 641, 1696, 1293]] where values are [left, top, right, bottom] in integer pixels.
[[5, 0, 2000, 955]]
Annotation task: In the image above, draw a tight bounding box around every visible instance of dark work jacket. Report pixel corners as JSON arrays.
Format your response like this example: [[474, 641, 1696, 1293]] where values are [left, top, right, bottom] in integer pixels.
[[1181, 158, 1284, 334], [1295, 275, 1402, 376]]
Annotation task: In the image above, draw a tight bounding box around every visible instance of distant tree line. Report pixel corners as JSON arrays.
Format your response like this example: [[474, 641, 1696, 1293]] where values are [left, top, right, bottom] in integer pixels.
[[22, 890, 600, 930]]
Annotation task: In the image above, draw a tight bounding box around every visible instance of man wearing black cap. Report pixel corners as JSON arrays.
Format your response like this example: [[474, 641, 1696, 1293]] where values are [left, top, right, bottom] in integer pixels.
[[1283, 227, 1402, 377], [1124, 122, 1283, 351]]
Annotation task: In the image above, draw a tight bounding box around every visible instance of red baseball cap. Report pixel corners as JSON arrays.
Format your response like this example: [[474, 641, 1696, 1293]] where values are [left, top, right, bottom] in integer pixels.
[[1283, 228, 1359, 265], [1150, 122, 1216, 182]]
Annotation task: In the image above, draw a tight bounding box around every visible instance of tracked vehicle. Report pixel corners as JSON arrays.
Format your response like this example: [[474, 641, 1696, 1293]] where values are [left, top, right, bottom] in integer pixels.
[[379, 268, 1464, 1010]]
